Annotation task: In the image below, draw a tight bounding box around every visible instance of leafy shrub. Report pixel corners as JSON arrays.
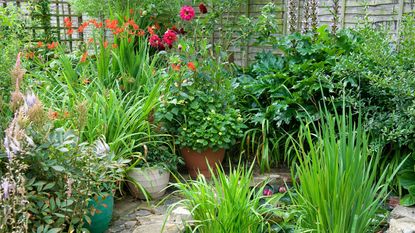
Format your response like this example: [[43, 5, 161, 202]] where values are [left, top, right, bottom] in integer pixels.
[[0, 92, 125, 232], [235, 26, 358, 171]]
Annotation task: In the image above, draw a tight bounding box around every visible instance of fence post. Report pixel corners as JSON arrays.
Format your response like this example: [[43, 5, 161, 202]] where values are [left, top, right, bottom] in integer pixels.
[[397, 0, 405, 48], [341, 0, 347, 28]]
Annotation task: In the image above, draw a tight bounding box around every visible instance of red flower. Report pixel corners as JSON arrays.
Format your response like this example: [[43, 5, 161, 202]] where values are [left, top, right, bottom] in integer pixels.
[[163, 30, 177, 47], [37, 41, 43, 48], [103, 41, 109, 48], [88, 38, 94, 44], [80, 51, 88, 63], [187, 62, 196, 71], [149, 34, 164, 50], [129, 8, 134, 15], [199, 3, 208, 14], [180, 6, 195, 21]]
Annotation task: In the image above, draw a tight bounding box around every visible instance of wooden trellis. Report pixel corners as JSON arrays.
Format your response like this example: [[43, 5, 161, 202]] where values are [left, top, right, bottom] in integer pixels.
[[1, 0, 84, 50]]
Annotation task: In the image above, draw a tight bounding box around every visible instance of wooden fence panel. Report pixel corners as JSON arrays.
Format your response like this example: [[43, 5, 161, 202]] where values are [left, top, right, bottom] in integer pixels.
[[2, 0, 414, 63]]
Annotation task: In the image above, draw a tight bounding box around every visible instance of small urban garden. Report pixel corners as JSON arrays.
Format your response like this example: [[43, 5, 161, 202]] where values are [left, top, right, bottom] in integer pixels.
[[1, 0, 415, 232]]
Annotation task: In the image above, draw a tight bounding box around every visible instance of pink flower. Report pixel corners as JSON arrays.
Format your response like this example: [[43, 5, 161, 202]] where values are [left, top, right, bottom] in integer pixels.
[[163, 30, 177, 47], [149, 34, 165, 50], [278, 186, 287, 193], [180, 6, 195, 21], [263, 188, 273, 196]]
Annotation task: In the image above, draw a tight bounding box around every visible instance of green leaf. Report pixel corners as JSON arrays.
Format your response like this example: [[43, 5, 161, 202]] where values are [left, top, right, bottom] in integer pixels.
[[51, 165, 65, 172], [47, 228, 62, 233], [400, 195, 415, 207]]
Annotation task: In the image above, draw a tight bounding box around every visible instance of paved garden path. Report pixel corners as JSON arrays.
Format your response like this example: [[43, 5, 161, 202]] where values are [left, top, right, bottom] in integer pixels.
[[107, 190, 184, 233]]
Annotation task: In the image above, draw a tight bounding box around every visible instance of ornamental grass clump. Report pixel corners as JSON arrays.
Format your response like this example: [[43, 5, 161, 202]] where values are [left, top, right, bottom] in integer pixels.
[[169, 164, 279, 233], [291, 104, 399, 232]]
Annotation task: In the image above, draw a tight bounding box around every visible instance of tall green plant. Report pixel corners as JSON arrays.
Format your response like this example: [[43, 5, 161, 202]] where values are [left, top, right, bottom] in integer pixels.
[[291, 105, 400, 232]]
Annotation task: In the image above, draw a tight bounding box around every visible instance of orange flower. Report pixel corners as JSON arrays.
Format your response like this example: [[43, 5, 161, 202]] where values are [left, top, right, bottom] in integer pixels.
[[103, 41, 109, 48], [88, 38, 94, 44], [105, 19, 118, 30], [113, 27, 124, 35], [37, 41, 43, 48], [112, 43, 118, 49], [129, 8, 134, 15], [48, 110, 59, 120], [147, 26, 155, 35], [171, 64, 181, 71], [83, 79, 91, 85], [80, 51, 88, 63], [66, 28, 74, 35], [154, 22, 160, 30], [63, 111, 70, 118], [64, 17, 72, 28], [187, 62, 196, 71], [128, 38, 132, 43], [137, 29, 145, 37], [95, 22, 103, 28], [26, 52, 35, 60], [47, 42, 58, 50]]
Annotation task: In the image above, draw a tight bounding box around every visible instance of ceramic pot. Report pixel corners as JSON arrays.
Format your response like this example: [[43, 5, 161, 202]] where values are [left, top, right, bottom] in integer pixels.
[[181, 148, 225, 178], [84, 194, 114, 233], [127, 167, 170, 200]]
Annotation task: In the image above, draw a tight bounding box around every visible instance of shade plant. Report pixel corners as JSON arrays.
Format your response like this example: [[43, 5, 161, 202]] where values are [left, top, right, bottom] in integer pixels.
[[290, 101, 401, 232]]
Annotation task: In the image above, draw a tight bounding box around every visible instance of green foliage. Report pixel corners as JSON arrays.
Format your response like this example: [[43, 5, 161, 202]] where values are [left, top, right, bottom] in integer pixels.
[[291, 105, 398, 232], [24, 129, 125, 232], [398, 154, 415, 206], [236, 26, 358, 171], [168, 164, 283, 233]]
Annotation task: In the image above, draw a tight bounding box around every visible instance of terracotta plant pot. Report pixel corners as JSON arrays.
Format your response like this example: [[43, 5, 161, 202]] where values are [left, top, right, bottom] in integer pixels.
[[127, 167, 170, 200], [181, 148, 225, 178]]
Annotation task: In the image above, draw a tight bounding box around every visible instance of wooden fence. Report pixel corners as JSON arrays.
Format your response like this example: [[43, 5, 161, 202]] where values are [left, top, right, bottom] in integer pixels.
[[2, 0, 414, 65]]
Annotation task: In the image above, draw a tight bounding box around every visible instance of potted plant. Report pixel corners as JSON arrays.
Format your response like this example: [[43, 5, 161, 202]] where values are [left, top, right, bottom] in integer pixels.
[[157, 41, 245, 178], [84, 138, 127, 233], [127, 142, 182, 200]]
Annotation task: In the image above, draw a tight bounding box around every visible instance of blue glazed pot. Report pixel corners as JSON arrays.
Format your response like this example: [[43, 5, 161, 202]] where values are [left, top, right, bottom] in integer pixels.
[[84, 194, 114, 233]]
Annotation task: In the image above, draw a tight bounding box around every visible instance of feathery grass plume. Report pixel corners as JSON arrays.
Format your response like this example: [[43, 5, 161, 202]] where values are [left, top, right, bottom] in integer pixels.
[[288, 0, 299, 33], [1, 109, 31, 232], [76, 100, 88, 132], [310, 0, 319, 31], [331, 0, 340, 34], [9, 53, 25, 111], [302, 0, 311, 33]]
